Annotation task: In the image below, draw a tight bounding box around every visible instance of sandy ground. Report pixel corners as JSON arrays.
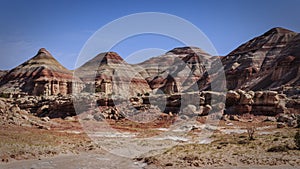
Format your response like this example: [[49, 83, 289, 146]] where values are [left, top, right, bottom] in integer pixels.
[[1, 153, 298, 169], [144, 165, 299, 169], [0, 152, 145, 169], [1, 117, 300, 169]]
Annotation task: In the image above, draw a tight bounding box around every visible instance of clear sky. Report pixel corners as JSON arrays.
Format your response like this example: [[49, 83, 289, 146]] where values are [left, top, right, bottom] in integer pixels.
[[0, 0, 299, 70]]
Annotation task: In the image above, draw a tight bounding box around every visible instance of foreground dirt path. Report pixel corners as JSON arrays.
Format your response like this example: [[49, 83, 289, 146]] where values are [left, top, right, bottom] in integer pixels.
[[1, 118, 299, 169], [1, 153, 298, 169], [0, 152, 146, 169]]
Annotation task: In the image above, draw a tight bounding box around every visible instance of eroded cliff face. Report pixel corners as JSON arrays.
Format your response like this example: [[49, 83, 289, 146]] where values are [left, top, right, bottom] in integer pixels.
[[246, 33, 300, 91], [75, 52, 151, 96], [225, 90, 287, 116], [0, 27, 299, 119], [0, 48, 83, 96], [222, 27, 298, 90], [137, 47, 213, 95]]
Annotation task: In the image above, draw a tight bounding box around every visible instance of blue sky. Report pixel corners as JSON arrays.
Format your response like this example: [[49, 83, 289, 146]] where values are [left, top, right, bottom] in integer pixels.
[[0, 0, 299, 70]]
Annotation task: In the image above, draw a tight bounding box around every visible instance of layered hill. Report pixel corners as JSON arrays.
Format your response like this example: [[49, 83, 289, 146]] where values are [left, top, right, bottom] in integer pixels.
[[136, 47, 214, 94], [0, 27, 299, 99], [134, 27, 300, 98], [75, 52, 151, 96], [245, 33, 300, 91], [0, 48, 79, 96], [222, 27, 299, 90]]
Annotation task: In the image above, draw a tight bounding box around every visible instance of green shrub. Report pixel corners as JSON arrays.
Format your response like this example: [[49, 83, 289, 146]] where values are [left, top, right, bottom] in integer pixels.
[[295, 130, 300, 150], [267, 145, 289, 152], [247, 126, 256, 140], [95, 87, 102, 93], [0, 93, 10, 98], [296, 115, 300, 128]]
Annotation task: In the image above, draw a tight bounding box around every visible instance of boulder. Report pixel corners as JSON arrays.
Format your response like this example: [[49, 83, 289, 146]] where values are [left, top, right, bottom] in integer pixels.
[[253, 91, 280, 105], [255, 91, 264, 98], [228, 104, 252, 114], [277, 122, 286, 128], [201, 104, 212, 116], [36, 105, 49, 116], [0, 99, 6, 109], [202, 91, 226, 105], [182, 104, 197, 117], [287, 119, 297, 127], [64, 116, 76, 121], [264, 117, 277, 122], [239, 92, 254, 105], [10, 105, 21, 114], [229, 115, 239, 121], [179, 115, 189, 120], [277, 114, 293, 123], [93, 113, 104, 121], [41, 116, 50, 122], [227, 90, 240, 100], [226, 90, 240, 106]]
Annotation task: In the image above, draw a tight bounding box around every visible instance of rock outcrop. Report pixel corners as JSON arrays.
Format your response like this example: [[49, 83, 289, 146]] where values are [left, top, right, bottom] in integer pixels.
[[0, 48, 83, 96], [225, 90, 287, 116], [0, 97, 51, 129]]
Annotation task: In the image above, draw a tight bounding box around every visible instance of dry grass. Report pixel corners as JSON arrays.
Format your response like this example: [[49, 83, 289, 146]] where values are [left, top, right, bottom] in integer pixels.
[[107, 118, 176, 137], [0, 124, 99, 162], [141, 128, 300, 168]]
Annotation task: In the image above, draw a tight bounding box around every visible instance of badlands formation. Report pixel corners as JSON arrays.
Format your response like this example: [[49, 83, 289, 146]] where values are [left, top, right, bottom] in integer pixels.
[[0, 27, 299, 168]]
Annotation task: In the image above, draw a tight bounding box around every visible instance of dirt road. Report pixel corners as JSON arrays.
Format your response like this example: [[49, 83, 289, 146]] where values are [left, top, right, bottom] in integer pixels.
[[0, 152, 146, 169]]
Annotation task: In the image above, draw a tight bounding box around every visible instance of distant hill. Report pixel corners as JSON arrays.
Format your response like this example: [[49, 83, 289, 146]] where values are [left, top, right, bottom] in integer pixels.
[[221, 27, 299, 90], [1, 27, 299, 97], [0, 48, 78, 95], [74, 52, 151, 96]]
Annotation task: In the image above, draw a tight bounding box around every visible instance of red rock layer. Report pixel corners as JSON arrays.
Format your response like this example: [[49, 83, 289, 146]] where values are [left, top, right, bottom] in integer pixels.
[[75, 52, 151, 96], [0, 48, 82, 96], [221, 27, 299, 90]]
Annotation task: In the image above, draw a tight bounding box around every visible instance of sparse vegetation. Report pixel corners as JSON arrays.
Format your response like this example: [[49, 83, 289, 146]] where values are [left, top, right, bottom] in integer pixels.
[[0, 93, 10, 98], [295, 130, 300, 150], [95, 87, 102, 93], [297, 116, 300, 128], [267, 145, 289, 152], [247, 125, 256, 140], [0, 124, 98, 162], [140, 128, 300, 168]]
